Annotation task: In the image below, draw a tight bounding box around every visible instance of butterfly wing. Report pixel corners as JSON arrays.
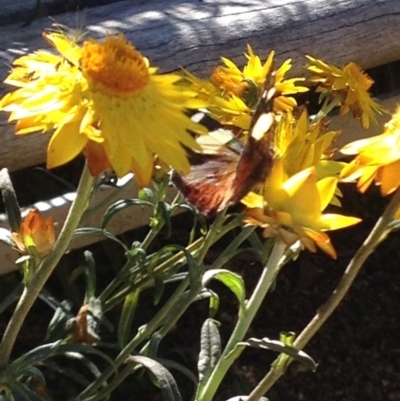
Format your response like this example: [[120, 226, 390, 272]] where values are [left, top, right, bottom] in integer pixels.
[[229, 85, 276, 203], [174, 75, 276, 217], [172, 149, 239, 216]]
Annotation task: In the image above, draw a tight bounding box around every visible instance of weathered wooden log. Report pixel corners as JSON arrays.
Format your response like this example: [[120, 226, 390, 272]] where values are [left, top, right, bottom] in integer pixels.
[[1, 0, 400, 171], [0, 0, 400, 274]]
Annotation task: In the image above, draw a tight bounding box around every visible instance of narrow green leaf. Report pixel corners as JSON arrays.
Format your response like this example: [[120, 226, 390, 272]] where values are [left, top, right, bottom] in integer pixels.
[[12, 383, 45, 401], [0, 168, 21, 233], [153, 276, 165, 306], [156, 201, 171, 235], [21, 366, 45, 385], [73, 228, 128, 251], [44, 300, 73, 342], [149, 244, 198, 285], [9, 341, 115, 376], [101, 198, 153, 229], [118, 290, 140, 348], [156, 358, 197, 386], [86, 297, 102, 341], [203, 269, 245, 309], [241, 337, 317, 371], [208, 290, 220, 318], [126, 355, 182, 401], [198, 319, 221, 387], [83, 251, 96, 302]]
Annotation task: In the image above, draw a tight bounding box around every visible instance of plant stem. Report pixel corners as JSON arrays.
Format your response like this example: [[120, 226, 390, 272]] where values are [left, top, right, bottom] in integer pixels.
[[142, 226, 258, 355], [198, 239, 287, 401], [101, 238, 204, 311], [79, 212, 228, 400], [0, 164, 95, 369], [246, 188, 400, 401], [212, 226, 255, 270]]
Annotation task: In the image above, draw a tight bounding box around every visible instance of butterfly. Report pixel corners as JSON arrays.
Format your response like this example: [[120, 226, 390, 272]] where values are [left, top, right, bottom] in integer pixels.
[[172, 73, 277, 217]]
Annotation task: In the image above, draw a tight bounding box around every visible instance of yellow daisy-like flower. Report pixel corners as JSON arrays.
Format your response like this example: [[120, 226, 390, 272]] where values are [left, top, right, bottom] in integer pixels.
[[211, 45, 308, 104], [306, 56, 385, 128], [340, 108, 400, 195], [242, 161, 361, 258], [274, 109, 343, 178], [183, 46, 308, 133], [1, 31, 206, 186]]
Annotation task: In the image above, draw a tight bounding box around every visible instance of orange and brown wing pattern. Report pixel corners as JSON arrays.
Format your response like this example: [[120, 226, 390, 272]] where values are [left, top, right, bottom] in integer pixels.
[[172, 148, 239, 216], [173, 74, 276, 217]]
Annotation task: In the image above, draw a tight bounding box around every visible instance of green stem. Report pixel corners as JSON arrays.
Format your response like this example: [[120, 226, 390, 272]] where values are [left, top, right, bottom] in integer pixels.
[[0, 164, 95, 368], [101, 238, 204, 311], [141, 225, 257, 356], [246, 188, 400, 401], [212, 226, 256, 269], [141, 219, 165, 250], [79, 212, 228, 400], [197, 211, 227, 264], [313, 94, 344, 123], [198, 239, 287, 401], [98, 223, 167, 306]]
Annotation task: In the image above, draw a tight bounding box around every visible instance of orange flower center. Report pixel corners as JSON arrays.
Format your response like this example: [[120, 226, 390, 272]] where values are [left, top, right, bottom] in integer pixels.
[[80, 34, 150, 96], [344, 62, 373, 90]]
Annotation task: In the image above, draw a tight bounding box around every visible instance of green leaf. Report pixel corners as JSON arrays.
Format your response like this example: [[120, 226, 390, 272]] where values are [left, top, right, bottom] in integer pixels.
[[86, 297, 102, 342], [156, 358, 197, 386], [149, 244, 198, 286], [198, 319, 221, 387], [241, 337, 317, 371], [158, 201, 172, 235], [11, 383, 45, 401], [125, 355, 182, 401], [82, 251, 96, 302], [118, 290, 140, 348], [9, 341, 115, 377], [202, 269, 245, 309], [73, 228, 128, 251], [0, 169, 21, 233], [153, 276, 165, 305], [208, 290, 220, 318], [44, 300, 73, 342], [101, 198, 153, 229], [21, 366, 45, 385]]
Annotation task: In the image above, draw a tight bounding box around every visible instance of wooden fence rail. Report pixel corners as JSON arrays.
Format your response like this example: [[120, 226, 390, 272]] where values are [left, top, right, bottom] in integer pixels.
[[0, 0, 399, 273], [1, 0, 400, 171]]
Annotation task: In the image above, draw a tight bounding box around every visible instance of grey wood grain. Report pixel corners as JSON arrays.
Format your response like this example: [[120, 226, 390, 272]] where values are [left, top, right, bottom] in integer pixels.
[[0, 0, 399, 171]]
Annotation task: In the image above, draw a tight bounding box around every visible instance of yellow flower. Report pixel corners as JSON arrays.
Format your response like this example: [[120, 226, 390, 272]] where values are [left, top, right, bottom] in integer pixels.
[[183, 46, 308, 132], [274, 109, 344, 178], [306, 56, 385, 128], [211, 45, 308, 106], [1, 31, 206, 186], [12, 209, 55, 258], [340, 108, 400, 195], [242, 161, 361, 258]]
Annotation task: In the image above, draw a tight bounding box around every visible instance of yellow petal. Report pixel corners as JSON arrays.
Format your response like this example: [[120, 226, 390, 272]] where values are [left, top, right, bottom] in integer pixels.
[[379, 161, 400, 195], [241, 192, 264, 209], [47, 120, 88, 168], [317, 177, 338, 211], [319, 214, 361, 230]]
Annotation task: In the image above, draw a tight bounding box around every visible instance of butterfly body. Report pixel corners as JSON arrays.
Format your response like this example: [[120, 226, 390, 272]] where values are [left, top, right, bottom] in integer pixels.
[[173, 80, 276, 217]]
